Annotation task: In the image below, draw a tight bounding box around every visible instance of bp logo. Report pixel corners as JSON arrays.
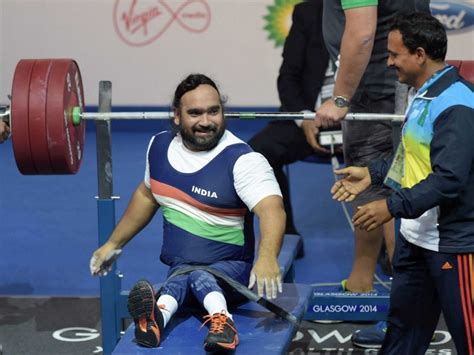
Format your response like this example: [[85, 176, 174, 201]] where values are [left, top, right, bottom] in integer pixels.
[[263, 0, 303, 47]]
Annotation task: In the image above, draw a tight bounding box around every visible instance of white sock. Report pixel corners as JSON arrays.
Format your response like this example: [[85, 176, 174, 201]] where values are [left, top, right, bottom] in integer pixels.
[[156, 294, 178, 328], [203, 291, 233, 320]]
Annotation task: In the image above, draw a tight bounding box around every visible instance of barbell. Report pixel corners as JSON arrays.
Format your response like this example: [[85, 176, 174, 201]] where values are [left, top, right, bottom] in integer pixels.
[[3, 58, 404, 175]]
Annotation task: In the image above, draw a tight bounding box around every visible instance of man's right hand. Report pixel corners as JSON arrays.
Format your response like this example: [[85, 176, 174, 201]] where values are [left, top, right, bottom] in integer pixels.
[[331, 166, 371, 202], [90, 244, 122, 276], [315, 99, 349, 129], [301, 120, 329, 155], [248, 254, 282, 299]]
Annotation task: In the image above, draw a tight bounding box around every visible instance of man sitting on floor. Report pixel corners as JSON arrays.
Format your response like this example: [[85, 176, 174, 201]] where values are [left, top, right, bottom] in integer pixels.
[[89, 74, 285, 351]]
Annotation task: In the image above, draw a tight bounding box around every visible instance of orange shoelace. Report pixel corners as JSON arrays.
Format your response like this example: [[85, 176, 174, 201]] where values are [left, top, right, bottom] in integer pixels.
[[201, 312, 236, 334]]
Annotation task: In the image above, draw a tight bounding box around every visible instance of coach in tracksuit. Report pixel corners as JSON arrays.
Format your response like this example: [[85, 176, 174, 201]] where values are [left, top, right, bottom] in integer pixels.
[[331, 12, 474, 354]]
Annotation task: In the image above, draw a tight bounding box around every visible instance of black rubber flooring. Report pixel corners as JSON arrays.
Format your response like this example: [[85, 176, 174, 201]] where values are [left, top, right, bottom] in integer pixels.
[[0, 297, 457, 354]]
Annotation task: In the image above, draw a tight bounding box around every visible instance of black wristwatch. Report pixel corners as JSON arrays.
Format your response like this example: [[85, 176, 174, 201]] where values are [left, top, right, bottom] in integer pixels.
[[333, 96, 350, 108]]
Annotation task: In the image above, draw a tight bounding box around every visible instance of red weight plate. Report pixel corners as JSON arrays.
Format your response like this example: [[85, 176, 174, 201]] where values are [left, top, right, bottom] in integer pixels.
[[46, 59, 86, 174], [29, 59, 54, 173], [11, 59, 37, 174]]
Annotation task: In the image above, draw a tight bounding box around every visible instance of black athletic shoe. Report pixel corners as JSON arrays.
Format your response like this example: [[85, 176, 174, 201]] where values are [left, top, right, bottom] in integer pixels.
[[127, 280, 165, 348], [202, 312, 239, 352]]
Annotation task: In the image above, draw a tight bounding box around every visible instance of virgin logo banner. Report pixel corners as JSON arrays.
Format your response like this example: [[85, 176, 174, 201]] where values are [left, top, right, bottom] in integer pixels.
[[114, 0, 211, 47]]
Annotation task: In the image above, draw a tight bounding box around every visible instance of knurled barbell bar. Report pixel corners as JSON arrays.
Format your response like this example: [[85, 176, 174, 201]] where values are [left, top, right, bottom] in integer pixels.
[[70, 109, 403, 123], [4, 58, 404, 175]]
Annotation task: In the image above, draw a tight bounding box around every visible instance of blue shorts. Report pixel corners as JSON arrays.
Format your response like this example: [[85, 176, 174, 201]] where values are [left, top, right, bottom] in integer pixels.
[[159, 260, 252, 308]]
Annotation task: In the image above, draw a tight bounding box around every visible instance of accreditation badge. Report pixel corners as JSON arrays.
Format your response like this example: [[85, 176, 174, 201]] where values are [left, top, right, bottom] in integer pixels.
[[384, 142, 405, 191]]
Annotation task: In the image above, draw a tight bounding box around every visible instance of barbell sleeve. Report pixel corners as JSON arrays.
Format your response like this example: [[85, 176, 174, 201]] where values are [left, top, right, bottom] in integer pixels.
[[76, 109, 173, 123], [344, 113, 405, 122]]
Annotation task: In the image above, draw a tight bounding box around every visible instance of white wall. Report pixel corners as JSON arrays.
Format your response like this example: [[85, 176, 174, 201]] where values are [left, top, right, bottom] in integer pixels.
[[1, 0, 472, 107], [0, 0, 284, 107]]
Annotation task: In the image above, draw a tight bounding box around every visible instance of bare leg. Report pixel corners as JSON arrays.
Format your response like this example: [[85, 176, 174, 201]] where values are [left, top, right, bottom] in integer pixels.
[[345, 225, 384, 292], [346, 219, 395, 292]]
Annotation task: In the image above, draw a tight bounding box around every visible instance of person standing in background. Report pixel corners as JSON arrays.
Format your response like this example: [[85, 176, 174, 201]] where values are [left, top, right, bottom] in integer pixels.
[[249, 0, 330, 251], [316, 0, 429, 346], [317, 0, 424, 294]]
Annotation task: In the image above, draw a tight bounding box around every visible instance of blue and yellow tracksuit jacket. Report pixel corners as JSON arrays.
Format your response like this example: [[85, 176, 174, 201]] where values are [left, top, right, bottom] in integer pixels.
[[369, 65, 474, 253]]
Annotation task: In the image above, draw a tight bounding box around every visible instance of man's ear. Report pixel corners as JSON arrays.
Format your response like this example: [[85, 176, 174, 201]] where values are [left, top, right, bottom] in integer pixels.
[[173, 109, 180, 126], [415, 47, 427, 65]]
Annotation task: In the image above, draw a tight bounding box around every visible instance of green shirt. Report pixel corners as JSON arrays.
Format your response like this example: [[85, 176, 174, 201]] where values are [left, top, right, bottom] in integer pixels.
[[322, 0, 417, 103], [341, 0, 377, 10]]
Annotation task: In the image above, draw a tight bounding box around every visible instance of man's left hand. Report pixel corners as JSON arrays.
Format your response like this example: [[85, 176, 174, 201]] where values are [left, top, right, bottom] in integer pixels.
[[353, 199, 392, 231], [248, 255, 282, 299]]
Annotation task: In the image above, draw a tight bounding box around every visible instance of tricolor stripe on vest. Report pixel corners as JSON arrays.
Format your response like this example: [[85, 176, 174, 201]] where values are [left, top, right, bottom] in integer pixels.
[[146, 131, 256, 265]]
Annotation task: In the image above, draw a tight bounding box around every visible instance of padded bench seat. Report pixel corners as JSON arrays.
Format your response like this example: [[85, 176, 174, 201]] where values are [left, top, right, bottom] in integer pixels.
[[113, 283, 311, 354]]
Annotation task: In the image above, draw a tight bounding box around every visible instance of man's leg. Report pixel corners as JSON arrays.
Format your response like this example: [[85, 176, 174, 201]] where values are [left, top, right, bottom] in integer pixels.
[[127, 270, 190, 348], [248, 121, 314, 235], [346, 225, 385, 292], [430, 251, 473, 354], [187, 261, 252, 351], [342, 116, 394, 292], [381, 235, 440, 354], [346, 218, 395, 292], [348, 97, 397, 345], [189, 271, 237, 352], [127, 280, 174, 348]]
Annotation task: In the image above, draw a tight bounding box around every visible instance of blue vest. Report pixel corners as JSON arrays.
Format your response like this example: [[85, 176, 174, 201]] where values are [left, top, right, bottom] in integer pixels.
[[148, 131, 255, 266]]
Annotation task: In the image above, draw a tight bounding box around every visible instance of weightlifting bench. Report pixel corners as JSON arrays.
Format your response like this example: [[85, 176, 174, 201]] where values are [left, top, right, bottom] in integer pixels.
[[113, 283, 311, 354], [102, 233, 304, 354]]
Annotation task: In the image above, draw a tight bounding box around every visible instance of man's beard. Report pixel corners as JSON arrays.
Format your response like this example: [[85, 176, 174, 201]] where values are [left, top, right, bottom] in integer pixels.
[[180, 122, 225, 151]]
